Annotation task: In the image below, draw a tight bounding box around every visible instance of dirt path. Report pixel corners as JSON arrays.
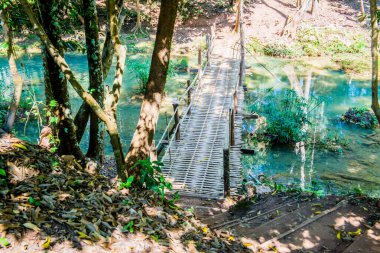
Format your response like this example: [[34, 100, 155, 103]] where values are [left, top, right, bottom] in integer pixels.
[[179, 193, 380, 253]]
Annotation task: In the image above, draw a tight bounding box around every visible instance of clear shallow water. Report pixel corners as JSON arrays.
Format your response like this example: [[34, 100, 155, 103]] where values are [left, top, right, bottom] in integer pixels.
[[0, 53, 191, 154], [243, 56, 380, 197]]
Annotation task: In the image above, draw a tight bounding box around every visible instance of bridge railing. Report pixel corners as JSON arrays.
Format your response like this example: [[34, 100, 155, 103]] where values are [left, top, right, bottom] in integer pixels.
[[154, 24, 216, 162], [223, 0, 246, 197]]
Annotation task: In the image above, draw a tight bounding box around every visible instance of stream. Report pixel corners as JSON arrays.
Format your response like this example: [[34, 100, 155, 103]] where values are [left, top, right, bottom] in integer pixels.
[[1, 53, 379, 196], [0, 53, 192, 155], [243, 56, 380, 197]]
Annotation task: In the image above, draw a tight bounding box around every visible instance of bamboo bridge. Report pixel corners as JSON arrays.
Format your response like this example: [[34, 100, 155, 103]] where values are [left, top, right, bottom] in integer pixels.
[[155, 27, 245, 199]]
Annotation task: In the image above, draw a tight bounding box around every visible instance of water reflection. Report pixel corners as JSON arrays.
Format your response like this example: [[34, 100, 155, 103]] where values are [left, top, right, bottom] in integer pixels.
[[243, 56, 380, 196], [0, 53, 190, 153]]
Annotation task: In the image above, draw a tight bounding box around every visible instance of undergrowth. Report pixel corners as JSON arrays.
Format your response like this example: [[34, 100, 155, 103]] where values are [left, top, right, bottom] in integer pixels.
[[246, 28, 370, 74]]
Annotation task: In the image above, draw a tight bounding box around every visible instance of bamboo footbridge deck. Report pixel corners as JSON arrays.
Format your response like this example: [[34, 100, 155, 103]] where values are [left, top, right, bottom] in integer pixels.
[[155, 29, 245, 199]]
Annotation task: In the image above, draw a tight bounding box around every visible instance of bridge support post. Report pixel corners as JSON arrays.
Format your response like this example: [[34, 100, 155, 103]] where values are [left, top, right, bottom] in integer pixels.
[[187, 80, 192, 115], [198, 47, 202, 83], [229, 108, 235, 146], [172, 102, 180, 140], [223, 148, 230, 197], [206, 34, 210, 66], [233, 90, 238, 114]]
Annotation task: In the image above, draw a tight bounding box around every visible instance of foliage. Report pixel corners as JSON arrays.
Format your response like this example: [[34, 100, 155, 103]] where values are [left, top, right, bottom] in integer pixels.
[[0, 237, 10, 248], [318, 129, 350, 153], [129, 58, 150, 93], [249, 89, 321, 144], [332, 53, 371, 74], [248, 29, 369, 64], [178, 0, 229, 21], [120, 159, 175, 201], [0, 168, 7, 190], [341, 107, 378, 128], [129, 58, 185, 94], [262, 43, 300, 58], [247, 37, 264, 54]]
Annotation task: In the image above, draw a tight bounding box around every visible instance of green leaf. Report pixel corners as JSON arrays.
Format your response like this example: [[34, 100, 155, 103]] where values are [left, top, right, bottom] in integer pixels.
[[0, 237, 10, 247], [0, 169, 6, 177], [49, 117, 58, 124], [125, 176, 134, 188], [49, 100, 58, 108]]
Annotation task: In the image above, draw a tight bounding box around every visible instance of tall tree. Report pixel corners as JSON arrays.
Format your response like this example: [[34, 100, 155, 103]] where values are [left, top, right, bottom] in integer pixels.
[[38, 0, 85, 160], [370, 0, 380, 123], [74, 0, 127, 152], [82, 0, 104, 162], [1, 8, 24, 133], [125, 0, 180, 174], [20, 0, 127, 179]]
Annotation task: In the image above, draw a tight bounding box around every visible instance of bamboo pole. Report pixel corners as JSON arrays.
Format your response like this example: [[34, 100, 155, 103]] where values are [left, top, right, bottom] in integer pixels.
[[198, 47, 202, 83], [187, 80, 192, 115], [223, 148, 230, 197]]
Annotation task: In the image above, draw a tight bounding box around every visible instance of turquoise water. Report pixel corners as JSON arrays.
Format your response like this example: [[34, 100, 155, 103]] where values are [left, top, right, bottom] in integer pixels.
[[243, 56, 380, 196], [0, 53, 191, 154]]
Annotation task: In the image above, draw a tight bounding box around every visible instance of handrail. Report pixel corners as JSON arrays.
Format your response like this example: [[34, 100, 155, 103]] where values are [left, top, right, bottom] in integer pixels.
[[156, 24, 216, 156]]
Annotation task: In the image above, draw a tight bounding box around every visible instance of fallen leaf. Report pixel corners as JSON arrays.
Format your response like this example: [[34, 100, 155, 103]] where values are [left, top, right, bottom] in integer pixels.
[[13, 143, 27, 150], [314, 211, 321, 215], [23, 222, 40, 232], [336, 231, 341, 240], [227, 236, 235, 241], [202, 227, 208, 234], [41, 236, 51, 249], [348, 228, 361, 236], [77, 231, 90, 239], [243, 242, 253, 247], [268, 245, 278, 252]]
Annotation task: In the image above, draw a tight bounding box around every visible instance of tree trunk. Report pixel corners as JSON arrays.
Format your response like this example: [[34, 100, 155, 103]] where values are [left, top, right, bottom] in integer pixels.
[[238, 0, 245, 87], [1, 10, 24, 133], [39, 0, 85, 161], [82, 0, 105, 162], [360, 0, 366, 16], [131, 0, 143, 33], [370, 0, 380, 123], [74, 0, 127, 144], [311, 0, 318, 17], [234, 0, 240, 32], [125, 0, 179, 174], [20, 0, 127, 179]]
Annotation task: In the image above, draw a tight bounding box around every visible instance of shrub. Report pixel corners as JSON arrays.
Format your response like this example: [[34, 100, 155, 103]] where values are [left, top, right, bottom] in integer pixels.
[[263, 43, 294, 58], [249, 89, 321, 144], [129, 58, 178, 94], [332, 54, 370, 74], [129, 58, 150, 93], [341, 107, 378, 128], [247, 37, 264, 54]]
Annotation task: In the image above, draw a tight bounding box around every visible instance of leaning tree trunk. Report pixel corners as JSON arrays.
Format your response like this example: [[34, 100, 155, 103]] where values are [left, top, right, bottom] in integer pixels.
[[20, 0, 127, 179], [82, 0, 105, 162], [1, 10, 24, 133], [38, 0, 85, 161], [370, 0, 380, 123], [125, 0, 180, 174]]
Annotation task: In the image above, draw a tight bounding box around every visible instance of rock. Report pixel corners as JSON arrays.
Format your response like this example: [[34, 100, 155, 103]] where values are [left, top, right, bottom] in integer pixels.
[[255, 185, 272, 194]]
